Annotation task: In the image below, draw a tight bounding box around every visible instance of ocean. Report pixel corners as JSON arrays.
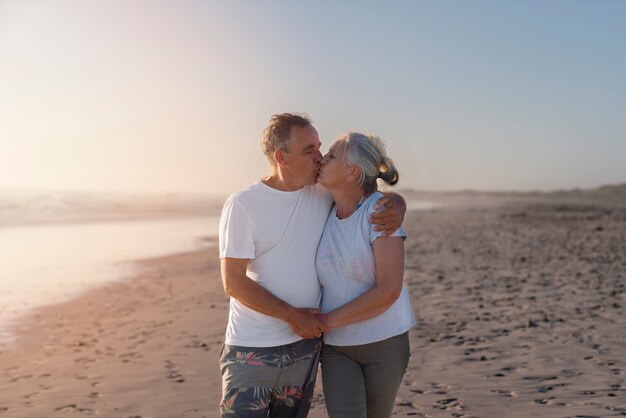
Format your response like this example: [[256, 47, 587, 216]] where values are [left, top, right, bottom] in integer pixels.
[[0, 215, 220, 345], [0, 190, 225, 345], [0, 190, 437, 346]]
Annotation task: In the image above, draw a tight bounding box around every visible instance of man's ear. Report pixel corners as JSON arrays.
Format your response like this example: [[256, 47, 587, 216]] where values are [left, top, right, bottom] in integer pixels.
[[274, 149, 287, 167]]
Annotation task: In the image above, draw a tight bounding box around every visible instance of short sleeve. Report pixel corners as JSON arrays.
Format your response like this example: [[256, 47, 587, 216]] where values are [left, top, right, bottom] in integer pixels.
[[218, 196, 255, 259], [367, 194, 407, 244]]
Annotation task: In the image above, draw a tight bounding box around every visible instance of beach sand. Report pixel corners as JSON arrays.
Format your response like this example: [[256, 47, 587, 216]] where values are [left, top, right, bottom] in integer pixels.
[[1, 197, 624, 417]]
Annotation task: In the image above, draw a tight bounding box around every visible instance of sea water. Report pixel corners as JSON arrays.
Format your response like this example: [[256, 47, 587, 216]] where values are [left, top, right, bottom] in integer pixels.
[[0, 215, 220, 344]]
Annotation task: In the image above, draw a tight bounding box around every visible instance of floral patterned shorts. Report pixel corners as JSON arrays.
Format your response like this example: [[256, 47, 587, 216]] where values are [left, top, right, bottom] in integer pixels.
[[219, 338, 322, 417]]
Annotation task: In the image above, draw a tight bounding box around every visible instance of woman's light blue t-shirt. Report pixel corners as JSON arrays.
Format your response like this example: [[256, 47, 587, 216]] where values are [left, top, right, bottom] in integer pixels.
[[316, 191, 415, 346]]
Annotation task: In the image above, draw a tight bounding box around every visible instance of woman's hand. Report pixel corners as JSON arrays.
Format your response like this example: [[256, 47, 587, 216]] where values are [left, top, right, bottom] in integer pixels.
[[315, 312, 334, 332], [319, 237, 405, 328]]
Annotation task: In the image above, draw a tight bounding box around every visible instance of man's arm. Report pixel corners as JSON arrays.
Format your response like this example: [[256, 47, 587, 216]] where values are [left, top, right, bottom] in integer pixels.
[[221, 257, 328, 339], [370, 191, 407, 237]]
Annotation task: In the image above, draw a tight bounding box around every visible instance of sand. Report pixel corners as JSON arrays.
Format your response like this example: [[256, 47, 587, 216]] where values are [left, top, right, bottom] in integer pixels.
[[0, 249, 228, 418], [1, 197, 624, 417]]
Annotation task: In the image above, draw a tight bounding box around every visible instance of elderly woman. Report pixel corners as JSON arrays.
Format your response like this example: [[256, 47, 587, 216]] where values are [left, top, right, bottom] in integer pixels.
[[316, 132, 415, 418]]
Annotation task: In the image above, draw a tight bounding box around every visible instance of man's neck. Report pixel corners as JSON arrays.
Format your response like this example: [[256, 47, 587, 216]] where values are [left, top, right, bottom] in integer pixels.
[[261, 173, 307, 192]]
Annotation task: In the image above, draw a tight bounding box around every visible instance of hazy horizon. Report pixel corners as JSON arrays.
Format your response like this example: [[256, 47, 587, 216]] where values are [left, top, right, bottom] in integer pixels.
[[1, 180, 625, 198], [2, 1, 625, 196]]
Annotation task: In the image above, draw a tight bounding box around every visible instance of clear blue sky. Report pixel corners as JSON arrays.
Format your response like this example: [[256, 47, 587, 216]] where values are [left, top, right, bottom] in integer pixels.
[[1, 0, 625, 195]]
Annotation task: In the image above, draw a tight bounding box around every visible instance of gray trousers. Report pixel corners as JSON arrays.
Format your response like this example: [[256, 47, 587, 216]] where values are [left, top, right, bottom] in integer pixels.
[[320, 332, 410, 418]]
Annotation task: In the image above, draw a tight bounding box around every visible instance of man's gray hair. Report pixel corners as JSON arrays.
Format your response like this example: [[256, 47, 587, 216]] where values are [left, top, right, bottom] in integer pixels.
[[261, 113, 311, 164]]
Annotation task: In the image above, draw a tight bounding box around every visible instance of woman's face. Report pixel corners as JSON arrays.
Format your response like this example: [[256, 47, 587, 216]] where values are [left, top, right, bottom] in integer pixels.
[[318, 139, 350, 188]]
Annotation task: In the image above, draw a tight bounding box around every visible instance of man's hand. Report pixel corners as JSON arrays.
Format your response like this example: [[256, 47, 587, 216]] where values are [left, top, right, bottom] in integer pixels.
[[223, 258, 328, 339], [286, 308, 330, 339], [315, 312, 334, 331], [370, 192, 406, 237]]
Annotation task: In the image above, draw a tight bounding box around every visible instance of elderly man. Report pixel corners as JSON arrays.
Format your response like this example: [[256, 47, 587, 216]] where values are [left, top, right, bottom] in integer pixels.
[[218, 113, 405, 417]]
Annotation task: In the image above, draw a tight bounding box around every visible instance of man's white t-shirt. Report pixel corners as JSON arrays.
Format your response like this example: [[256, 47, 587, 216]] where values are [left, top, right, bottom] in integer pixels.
[[219, 181, 333, 347], [316, 191, 415, 346]]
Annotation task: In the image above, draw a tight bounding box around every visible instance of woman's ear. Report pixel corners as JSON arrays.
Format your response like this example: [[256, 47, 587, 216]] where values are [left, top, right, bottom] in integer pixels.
[[347, 165, 361, 184]]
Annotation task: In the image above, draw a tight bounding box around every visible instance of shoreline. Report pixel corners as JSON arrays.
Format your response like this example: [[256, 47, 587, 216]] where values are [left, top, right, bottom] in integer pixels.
[[0, 247, 228, 418], [0, 215, 221, 348], [1, 200, 625, 417]]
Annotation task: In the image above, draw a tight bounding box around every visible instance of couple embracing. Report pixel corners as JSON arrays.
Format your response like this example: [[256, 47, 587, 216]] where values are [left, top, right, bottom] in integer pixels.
[[218, 113, 415, 418]]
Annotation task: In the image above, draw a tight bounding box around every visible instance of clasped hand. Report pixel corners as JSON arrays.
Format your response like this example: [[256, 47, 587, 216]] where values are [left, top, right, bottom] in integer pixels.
[[287, 308, 331, 339]]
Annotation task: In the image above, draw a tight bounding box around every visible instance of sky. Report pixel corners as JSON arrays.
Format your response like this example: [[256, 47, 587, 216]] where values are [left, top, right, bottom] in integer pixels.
[[1, 0, 625, 196]]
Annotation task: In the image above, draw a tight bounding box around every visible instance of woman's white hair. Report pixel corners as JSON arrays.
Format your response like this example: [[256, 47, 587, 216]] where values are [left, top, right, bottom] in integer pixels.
[[340, 132, 399, 192]]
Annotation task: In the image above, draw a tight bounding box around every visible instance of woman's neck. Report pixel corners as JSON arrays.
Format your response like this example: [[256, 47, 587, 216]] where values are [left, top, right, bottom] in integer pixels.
[[331, 186, 367, 220]]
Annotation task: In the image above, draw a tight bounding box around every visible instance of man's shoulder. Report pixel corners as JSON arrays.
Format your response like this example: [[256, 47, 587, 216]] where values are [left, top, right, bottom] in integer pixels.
[[308, 183, 333, 202], [225, 182, 331, 214], [226, 181, 264, 203], [230, 182, 326, 200]]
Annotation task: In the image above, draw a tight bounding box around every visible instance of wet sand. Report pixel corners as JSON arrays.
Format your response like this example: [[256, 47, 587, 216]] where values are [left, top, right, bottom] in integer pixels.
[[0, 248, 228, 418], [1, 198, 624, 417]]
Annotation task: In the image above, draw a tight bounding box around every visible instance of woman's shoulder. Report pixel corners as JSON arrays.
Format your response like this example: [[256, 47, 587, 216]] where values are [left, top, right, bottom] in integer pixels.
[[363, 191, 407, 240], [363, 191, 385, 214]]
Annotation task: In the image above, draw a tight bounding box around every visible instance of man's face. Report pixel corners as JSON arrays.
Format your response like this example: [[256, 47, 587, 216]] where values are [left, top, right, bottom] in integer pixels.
[[281, 124, 322, 186], [317, 139, 349, 188]]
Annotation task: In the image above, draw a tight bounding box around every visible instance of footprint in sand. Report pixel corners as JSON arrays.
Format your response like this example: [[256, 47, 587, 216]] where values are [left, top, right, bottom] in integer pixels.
[[165, 360, 185, 383], [606, 405, 626, 414], [434, 397, 466, 412], [74, 357, 97, 365], [533, 396, 568, 406], [533, 397, 553, 405], [54, 404, 94, 414], [490, 388, 518, 398], [186, 339, 211, 351], [561, 369, 582, 377], [537, 383, 568, 393], [522, 375, 559, 382], [118, 351, 144, 362], [10, 374, 33, 383]]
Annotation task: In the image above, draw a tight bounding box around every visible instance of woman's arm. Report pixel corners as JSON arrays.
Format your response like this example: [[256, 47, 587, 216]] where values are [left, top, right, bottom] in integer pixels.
[[319, 236, 405, 329]]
